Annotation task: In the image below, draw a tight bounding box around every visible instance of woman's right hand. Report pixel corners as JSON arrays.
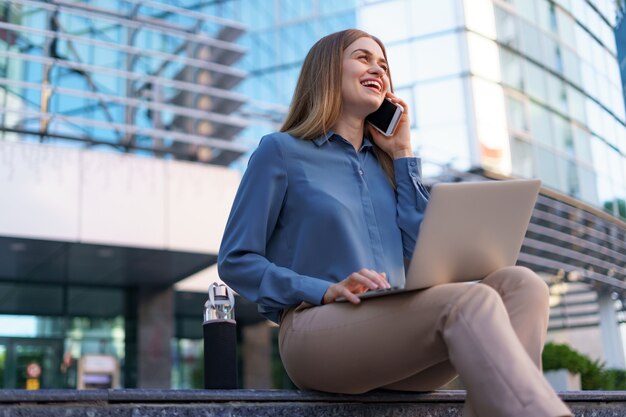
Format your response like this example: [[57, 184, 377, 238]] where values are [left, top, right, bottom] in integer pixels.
[[322, 269, 390, 305]]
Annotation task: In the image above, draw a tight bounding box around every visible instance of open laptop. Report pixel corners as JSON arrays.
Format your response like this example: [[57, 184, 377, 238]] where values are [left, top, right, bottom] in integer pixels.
[[345, 179, 541, 300]]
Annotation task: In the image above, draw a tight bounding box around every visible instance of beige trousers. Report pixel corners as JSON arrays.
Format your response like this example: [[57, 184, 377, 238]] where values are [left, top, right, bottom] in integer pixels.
[[279, 266, 572, 417]]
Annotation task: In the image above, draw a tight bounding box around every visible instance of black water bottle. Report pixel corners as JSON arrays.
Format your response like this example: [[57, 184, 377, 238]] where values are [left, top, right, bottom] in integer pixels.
[[203, 282, 238, 389]]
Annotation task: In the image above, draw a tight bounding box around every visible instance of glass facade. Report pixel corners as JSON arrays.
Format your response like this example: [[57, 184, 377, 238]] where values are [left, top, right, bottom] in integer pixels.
[[0, 0, 248, 164], [197, 0, 358, 169], [359, 0, 626, 221]]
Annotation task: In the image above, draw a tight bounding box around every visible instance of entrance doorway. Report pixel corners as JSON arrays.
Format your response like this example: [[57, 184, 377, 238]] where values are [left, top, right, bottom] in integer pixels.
[[0, 338, 64, 389]]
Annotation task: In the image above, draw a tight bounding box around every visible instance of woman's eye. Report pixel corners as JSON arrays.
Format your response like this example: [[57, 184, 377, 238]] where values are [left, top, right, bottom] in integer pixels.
[[381, 65, 389, 72]]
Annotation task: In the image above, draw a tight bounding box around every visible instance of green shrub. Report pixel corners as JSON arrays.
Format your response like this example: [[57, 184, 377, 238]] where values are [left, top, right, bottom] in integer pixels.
[[543, 342, 626, 390]]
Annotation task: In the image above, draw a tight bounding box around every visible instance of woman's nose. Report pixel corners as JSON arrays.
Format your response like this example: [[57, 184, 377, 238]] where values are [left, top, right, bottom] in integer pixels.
[[369, 64, 384, 75]]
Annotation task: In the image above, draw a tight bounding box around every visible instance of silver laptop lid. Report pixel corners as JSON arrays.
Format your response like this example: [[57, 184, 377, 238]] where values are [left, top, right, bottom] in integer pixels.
[[405, 179, 541, 290]]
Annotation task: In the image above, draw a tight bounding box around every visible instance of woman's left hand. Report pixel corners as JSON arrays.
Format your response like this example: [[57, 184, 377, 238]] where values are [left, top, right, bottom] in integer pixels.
[[368, 92, 414, 159]]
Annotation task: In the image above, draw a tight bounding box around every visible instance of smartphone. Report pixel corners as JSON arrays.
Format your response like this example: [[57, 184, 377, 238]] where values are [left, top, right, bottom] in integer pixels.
[[366, 98, 404, 136]]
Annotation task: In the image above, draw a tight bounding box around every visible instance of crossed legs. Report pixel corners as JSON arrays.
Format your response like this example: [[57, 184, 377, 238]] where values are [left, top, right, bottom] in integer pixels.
[[279, 266, 571, 417]]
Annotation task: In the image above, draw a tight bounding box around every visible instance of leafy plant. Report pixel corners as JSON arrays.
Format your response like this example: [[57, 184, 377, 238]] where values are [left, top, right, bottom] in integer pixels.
[[543, 342, 626, 390]]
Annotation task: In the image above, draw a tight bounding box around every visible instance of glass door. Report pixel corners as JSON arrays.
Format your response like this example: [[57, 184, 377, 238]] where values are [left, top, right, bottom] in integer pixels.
[[0, 338, 64, 389]]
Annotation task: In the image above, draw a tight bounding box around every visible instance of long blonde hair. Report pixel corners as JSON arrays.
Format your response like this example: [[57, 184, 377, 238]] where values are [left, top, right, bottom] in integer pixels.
[[280, 29, 396, 187]]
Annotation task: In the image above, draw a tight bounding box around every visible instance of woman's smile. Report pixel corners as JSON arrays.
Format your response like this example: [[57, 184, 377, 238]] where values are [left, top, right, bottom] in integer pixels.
[[360, 78, 383, 94]]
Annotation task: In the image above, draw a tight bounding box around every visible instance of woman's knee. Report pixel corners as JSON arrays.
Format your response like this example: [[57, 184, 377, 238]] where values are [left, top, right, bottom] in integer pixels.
[[510, 266, 550, 300], [486, 266, 549, 296], [454, 283, 504, 316]]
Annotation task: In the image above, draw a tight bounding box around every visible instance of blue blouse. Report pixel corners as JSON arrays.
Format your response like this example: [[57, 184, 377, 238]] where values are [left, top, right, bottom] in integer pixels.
[[217, 131, 430, 323]]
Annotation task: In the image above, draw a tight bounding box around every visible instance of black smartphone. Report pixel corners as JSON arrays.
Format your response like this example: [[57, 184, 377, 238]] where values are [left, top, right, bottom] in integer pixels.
[[366, 98, 404, 136]]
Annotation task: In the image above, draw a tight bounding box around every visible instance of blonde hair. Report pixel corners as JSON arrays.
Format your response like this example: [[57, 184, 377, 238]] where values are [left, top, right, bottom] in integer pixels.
[[280, 29, 396, 187]]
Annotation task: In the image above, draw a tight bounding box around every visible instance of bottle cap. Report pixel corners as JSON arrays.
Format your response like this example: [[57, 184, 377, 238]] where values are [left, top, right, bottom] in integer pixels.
[[204, 282, 235, 322]]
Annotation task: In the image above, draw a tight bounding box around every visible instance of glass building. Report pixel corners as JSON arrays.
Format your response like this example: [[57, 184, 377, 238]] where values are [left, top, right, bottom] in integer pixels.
[[1, 0, 626, 390], [0, 0, 249, 163]]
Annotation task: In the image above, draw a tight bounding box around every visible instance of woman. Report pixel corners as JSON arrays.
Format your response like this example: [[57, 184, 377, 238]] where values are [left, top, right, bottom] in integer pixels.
[[218, 29, 571, 417]]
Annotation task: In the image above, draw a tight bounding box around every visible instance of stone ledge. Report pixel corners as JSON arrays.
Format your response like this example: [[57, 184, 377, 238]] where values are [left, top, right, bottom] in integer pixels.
[[0, 389, 466, 403], [0, 389, 624, 417], [2, 389, 626, 403]]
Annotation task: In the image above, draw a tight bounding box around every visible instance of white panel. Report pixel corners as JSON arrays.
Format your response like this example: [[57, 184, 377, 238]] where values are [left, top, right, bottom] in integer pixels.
[[386, 43, 413, 87], [415, 124, 472, 171], [80, 152, 166, 248], [359, 0, 409, 43], [463, 0, 496, 39], [467, 32, 501, 82], [0, 141, 80, 240], [412, 33, 465, 81], [167, 160, 240, 254], [472, 76, 512, 175], [408, 0, 458, 36], [414, 77, 466, 127]]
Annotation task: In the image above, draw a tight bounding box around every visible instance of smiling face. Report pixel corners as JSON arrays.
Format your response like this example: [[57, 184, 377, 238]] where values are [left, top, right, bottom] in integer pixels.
[[340, 36, 390, 119]]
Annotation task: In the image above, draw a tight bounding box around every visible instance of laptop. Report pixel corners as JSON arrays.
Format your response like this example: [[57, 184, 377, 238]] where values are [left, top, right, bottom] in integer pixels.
[[343, 179, 541, 300]]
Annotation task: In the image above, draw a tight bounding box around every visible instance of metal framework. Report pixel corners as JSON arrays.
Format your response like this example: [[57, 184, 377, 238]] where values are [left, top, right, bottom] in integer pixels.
[[0, 0, 258, 165]]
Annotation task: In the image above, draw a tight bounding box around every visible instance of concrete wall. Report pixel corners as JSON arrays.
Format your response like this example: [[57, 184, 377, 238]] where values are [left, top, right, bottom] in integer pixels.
[[0, 140, 240, 254]]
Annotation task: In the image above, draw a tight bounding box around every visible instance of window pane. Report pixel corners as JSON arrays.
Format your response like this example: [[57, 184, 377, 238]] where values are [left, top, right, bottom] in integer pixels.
[[524, 61, 547, 103], [590, 135, 609, 176], [386, 43, 413, 87], [551, 113, 574, 156], [609, 150, 625, 191], [515, 0, 537, 23], [586, 99, 604, 139], [562, 47, 581, 86], [557, 8, 576, 48], [546, 72, 567, 114], [541, 35, 562, 74], [467, 33, 501, 82], [535, 0, 554, 33], [534, 146, 560, 189], [518, 20, 542, 62], [494, 6, 518, 48], [564, 158, 580, 197], [360, 0, 409, 43], [510, 136, 534, 178], [414, 77, 466, 126], [530, 103, 553, 147], [506, 95, 528, 132], [412, 33, 464, 81], [567, 85, 586, 124], [279, 0, 313, 21], [577, 165, 599, 205], [500, 49, 523, 90], [408, 0, 458, 36], [573, 125, 592, 164]]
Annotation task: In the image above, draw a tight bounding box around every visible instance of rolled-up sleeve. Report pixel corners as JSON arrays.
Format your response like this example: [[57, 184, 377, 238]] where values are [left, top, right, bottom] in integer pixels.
[[394, 157, 430, 258], [218, 136, 330, 319]]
